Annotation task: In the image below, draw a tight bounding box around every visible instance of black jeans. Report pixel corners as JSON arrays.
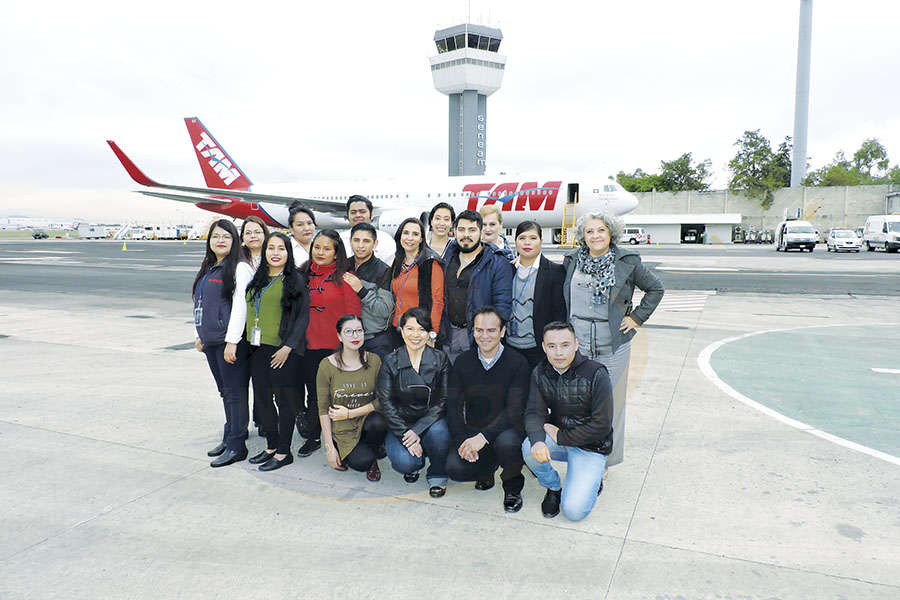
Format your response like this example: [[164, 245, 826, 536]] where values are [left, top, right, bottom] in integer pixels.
[[296, 348, 332, 440], [203, 340, 251, 452], [362, 330, 394, 359], [513, 345, 545, 373], [251, 344, 302, 455], [446, 427, 525, 493], [341, 412, 388, 471]]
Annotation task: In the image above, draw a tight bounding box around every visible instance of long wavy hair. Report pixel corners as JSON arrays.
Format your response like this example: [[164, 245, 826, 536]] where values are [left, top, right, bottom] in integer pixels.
[[300, 229, 350, 282], [246, 232, 307, 340], [240, 216, 270, 262], [331, 314, 370, 370], [192, 219, 242, 300], [391, 217, 427, 278]]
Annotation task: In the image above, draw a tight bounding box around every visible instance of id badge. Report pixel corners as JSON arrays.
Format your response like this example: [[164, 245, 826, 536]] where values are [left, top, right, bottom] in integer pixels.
[[193, 306, 203, 327], [250, 326, 262, 346]]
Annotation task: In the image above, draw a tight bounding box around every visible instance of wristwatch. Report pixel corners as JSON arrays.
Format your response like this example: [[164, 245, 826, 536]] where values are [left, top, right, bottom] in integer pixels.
[[428, 331, 437, 342]]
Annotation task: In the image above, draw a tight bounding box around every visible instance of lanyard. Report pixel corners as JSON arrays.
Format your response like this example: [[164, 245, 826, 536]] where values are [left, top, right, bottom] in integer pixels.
[[195, 264, 220, 306], [254, 273, 283, 324], [512, 266, 536, 306]]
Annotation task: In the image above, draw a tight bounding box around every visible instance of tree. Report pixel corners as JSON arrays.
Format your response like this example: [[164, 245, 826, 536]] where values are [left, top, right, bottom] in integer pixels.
[[658, 153, 712, 191], [616, 168, 661, 192], [852, 138, 889, 176], [803, 151, 863, 186], [727, 130, 791, 210]]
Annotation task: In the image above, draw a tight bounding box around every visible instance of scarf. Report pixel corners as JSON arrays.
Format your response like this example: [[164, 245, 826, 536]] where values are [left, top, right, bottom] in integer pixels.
[[575, 245, 616, 305]]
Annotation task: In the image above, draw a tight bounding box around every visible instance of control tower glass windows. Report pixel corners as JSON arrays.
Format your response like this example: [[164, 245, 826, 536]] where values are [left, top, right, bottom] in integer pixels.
[[467, 33, 478, 49], [445, 36, 456, 51], [454, 33, 465, 50], [477, 36, 489, 51], [436, 39, 448, 53], [488, 38, 500, 52]]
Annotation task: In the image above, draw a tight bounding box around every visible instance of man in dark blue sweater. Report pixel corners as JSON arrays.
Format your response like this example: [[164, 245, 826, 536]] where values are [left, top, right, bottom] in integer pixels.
[[446, 306, 531, 512]]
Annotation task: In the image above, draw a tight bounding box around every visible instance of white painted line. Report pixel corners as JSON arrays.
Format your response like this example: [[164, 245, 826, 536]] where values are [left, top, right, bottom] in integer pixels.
[[872, 368, 900, 374], [697, 323, 900, 467], [656, 267, 740, 272]]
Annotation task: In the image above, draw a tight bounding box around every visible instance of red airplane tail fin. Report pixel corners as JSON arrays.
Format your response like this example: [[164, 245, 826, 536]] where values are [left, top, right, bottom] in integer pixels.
[[184, 117, 252, 190]]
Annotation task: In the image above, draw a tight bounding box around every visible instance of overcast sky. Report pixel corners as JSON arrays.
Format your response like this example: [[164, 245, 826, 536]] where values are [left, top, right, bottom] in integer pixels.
[[2, 0, 898, 222]]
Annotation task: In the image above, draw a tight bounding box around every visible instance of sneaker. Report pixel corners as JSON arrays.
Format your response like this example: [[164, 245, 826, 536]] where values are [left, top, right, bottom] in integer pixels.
[[541, 488, 561, 518], [297, 438, 321, 457]]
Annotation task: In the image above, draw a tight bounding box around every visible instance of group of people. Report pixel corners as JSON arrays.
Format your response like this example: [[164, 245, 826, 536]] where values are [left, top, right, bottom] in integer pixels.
[[191, 195, 664, 521]]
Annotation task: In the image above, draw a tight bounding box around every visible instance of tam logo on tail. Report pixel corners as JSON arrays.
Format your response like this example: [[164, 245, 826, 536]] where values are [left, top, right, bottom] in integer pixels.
[[185, 117, 252, 190]]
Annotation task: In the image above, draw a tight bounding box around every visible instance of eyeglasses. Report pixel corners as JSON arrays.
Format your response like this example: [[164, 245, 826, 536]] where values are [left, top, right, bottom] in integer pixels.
[[342, 328, 364, 337], [210, 234, 232, 241]]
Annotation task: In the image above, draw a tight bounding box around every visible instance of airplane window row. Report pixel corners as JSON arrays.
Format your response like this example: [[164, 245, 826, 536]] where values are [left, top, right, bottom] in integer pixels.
[[316, 188, 559, 203], [435, 34, 501, 54], [432, 58, 505, 72]]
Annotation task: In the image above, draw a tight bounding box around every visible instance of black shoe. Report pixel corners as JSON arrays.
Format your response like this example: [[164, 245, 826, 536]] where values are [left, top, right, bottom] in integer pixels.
[[297, 438, 321, 457], [249, 450, 275, 465], [429, 485, 446, 498], [259, 453, 294, 472], [403, 472, 420, 483], [375, 444, 387, 460], [475, 477, 495, 491], [503, 490, 523, 513], [597, 480, 604, 496], [206, 442, 227, 457], [210, 448, 247, 468], [541, 488, 561, 518]]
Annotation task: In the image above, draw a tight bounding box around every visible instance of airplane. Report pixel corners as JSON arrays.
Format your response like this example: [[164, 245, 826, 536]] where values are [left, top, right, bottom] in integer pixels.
[[107, 117, 639, 236]]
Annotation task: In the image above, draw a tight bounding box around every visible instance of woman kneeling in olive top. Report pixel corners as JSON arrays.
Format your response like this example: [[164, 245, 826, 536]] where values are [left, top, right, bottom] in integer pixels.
[[317, 314, 387, 481]]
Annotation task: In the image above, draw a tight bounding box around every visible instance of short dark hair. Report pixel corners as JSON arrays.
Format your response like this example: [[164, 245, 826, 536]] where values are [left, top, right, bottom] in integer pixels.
[[454, 209, 483, 230], [428, 202, 456, 230], [515, 220, 542, 239], [398, 307, 432, 332], [542, 321, 575, 341], [350, 222, 377, 240], [346, 195, 373, 217], [288, 202, 316, 227], [473, 305, 504, 327]]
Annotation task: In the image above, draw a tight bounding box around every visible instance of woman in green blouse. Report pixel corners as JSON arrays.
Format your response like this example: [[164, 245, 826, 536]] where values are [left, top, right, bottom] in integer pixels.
[[317, 315, 386, 481]]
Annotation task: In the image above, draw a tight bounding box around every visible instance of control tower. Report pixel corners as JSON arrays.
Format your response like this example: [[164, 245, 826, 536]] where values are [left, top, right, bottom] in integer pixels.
[[430, 24, 506, 176]]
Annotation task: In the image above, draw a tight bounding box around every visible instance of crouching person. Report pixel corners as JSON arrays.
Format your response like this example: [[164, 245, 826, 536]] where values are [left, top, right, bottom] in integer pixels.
[[522, 322, 613, 521], [446, 307, 530, 513]]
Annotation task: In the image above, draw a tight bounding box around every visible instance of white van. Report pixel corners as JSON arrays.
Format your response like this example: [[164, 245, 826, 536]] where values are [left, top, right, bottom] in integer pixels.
[[775, 220, 817, 252], [622, 227, 648, 244], [863, 215, 900, 253]]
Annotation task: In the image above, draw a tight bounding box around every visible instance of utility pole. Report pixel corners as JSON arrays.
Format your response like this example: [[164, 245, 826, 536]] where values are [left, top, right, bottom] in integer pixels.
[[791, 0, 813, 187]]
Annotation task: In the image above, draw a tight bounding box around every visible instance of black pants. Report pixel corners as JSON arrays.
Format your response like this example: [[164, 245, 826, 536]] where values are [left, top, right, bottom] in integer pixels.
[[296, 348, 332, 440], [251, 344, 302, 455], [203, 340, 251, 452], [446, 428, 525, 493], [341, 412, 388, 471], [363, 330, 394, 359], [514, 345, 545, 373]]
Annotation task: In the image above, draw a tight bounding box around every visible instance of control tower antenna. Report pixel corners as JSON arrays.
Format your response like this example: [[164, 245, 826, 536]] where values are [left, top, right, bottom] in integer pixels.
[[430, 23, 506, 176], [791, 0, 813, 187]]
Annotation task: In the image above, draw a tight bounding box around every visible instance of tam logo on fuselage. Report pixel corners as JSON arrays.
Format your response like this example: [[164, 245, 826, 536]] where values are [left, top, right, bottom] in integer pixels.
[[463, 181, 563, 212], [195, 132, 242, 186]]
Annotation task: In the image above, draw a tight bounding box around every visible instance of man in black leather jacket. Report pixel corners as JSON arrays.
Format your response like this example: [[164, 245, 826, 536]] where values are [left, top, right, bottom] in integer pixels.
[[522, 321, 613, 521]]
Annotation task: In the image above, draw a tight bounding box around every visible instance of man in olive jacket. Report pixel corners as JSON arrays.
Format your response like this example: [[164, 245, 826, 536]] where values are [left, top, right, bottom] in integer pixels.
[[522, 321, 613, 521]]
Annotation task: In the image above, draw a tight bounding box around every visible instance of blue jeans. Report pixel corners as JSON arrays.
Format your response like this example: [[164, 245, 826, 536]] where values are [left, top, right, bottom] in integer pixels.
[[385, 418, 450, 486], [522, 435, 607, 521]]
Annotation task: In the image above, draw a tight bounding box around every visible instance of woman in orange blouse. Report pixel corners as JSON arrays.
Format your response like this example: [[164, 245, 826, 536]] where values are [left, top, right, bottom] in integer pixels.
[[390, 218, 444, 348]]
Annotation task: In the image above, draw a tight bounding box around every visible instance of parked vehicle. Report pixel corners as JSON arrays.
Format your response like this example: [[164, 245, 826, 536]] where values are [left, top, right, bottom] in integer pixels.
[[683, 229, 698, 243], [775, 220, 817, 252], [862, 215, 900, 253], [622, 227, 649, 244], [825, 229, 862, 253], [32, 230, 49, 239]]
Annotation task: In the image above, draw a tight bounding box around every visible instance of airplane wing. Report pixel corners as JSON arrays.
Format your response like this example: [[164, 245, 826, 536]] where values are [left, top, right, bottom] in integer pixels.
[[107, 140, 348, 216], [136, 191, 231, 205]]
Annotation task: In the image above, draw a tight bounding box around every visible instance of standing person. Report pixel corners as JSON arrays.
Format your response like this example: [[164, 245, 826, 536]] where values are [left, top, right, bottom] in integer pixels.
[[296, 230, 362, 457], [563, 211, 664, 471], [338, 195, 395, 263], [479, 204, 516, 261], [245, 232, 310, 471], [342, 223, 395, 358], [288, 202, 316, 265], [442, 210, 514, 363], [508, 221, 566, 371], [317, 315, 387, 482], [192, 219, 254, 467], [522, 322, 613, 521], [377, 308, 451, 497], [390, 218, 444, 348], [446, 307, 530, 513], [427, 202, 456, 263], [240, 216, 270, 271]]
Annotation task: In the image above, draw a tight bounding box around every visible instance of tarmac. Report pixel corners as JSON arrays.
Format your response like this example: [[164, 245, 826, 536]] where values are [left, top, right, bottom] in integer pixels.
[[1, 241, 898, 599]]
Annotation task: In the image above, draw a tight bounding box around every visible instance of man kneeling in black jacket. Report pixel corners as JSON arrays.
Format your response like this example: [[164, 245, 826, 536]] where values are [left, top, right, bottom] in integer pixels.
[[446, 306, 530, 512], [522, 321, 613, 521]]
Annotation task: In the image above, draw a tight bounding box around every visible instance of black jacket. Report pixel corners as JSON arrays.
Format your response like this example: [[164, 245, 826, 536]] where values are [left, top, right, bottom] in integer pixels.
[[531, 255, 567, 343], [524, 352, 613, 454], [377, 345, 450, 437], [279, 272, 310, 355]]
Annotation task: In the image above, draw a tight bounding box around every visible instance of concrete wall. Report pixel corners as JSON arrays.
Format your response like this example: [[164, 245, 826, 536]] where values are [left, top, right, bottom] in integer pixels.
[[706, 224, 732, 245], [634, 185, 895, 234]]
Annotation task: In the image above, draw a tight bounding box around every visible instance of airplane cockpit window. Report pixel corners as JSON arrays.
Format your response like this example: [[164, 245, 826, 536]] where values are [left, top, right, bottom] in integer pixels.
[[603, 185, 616, 192]]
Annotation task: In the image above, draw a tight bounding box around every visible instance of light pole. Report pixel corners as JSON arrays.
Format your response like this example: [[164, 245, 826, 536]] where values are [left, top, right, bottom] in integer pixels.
[[791, 0, 813, 187]]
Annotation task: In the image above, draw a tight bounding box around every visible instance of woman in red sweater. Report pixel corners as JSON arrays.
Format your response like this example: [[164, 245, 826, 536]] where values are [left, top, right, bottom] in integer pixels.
[[295, 229, 362, 458]]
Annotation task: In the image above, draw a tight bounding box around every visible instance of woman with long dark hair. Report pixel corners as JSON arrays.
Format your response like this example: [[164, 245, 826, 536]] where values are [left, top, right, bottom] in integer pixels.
[[295, 229, 362, 457], [240, 216, 270, 271], [244, 232, 310, 471], [192, 219, 254, 467], [390, 218, 444, 347], [317, 314, 386, 481]]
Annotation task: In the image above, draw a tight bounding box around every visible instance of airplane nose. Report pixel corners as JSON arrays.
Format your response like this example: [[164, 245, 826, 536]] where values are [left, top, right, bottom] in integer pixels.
[[626, 192, 639, 213]]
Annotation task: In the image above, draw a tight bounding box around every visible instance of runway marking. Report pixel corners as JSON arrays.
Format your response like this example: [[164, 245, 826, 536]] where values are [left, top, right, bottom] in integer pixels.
[[633, 290, 713, 312], [871, 368, 900, 374], [697, 323, 900, 467], [656, 267, 739, 272]]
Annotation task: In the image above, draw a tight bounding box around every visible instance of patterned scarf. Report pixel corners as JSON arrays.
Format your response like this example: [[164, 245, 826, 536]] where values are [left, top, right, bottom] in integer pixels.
[[575, 245, 616, 305]]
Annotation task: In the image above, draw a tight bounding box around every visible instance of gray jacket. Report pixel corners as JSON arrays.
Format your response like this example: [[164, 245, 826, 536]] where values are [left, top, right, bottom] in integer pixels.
[[562, 245, 664, 353]]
